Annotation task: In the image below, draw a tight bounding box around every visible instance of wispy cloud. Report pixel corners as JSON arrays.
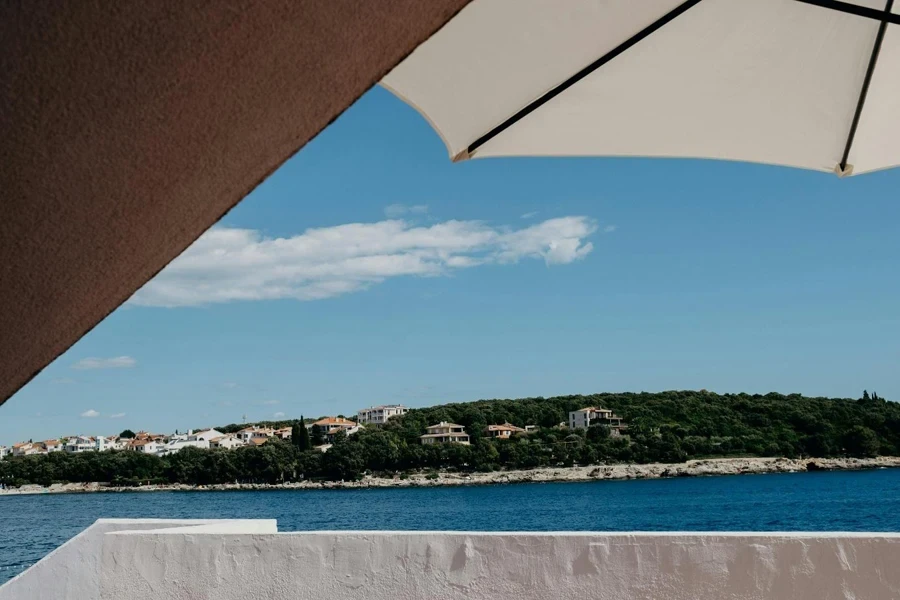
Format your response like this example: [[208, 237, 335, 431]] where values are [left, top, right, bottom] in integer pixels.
[[52, 377, 76, 385], [131, 216, 597, 308], [603, 225, 617, 233], [273, 412, 286, 418], [80, 409, 100, 418], [110, 412, 126, 419], [222, 382, 239, 389], [72, 356, 136, 370], [520, 211, 538, 219], [384, 204, 428, 218], [260, 400, 279, 406]]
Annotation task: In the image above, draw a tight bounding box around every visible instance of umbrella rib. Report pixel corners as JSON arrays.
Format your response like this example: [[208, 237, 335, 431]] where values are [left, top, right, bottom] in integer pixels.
[[465, 0, 704, 157], [839, 0, 894, 173], [793, 0, 900, 25]]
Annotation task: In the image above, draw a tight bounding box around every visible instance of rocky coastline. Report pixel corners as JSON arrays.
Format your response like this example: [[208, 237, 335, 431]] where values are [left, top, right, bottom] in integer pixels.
[[1, 456, 898, 495]]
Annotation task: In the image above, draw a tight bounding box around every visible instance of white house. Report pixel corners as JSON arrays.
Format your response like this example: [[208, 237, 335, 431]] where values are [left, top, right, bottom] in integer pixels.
[[94, 436, 113, 452], [236, 426, 274, 444], [568, 407, 623, 430], [0, 446, 8, 460], [420, 422, 470, 445], [131, 440, 161, 454], [41, 439, 63, 453], [209, 434, 243, 449], [65, 436, 95, 453], [12, 442, 42, 456], [357, 404, 408, 425], [159, 438, 210, 455], [188, 429, 224, 443]]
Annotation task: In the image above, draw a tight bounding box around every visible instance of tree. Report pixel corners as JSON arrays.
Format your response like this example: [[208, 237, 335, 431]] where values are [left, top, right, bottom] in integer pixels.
[[843, 425, 879, 458], [863, 390, 871, 401], [293, 418, 311, 451], [310, 424, 324, 446], [119, 429, 136, 439]]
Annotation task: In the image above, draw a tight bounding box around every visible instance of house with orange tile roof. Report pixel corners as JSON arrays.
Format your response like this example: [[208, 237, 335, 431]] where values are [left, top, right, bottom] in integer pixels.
[[236, 426, 274, 445], [307, 417, 362, 443], [486, 423, 526, 439], [40, 439, 63, 452]]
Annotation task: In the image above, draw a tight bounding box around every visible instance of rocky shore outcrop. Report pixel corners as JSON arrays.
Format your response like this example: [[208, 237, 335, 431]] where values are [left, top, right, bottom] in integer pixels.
[[2, 456, 898, 495]]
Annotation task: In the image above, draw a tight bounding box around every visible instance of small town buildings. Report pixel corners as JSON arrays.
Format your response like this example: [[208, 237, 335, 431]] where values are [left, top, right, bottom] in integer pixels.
[[188, 429, 224, 443], [420, 422, 470, 445], [12, 442, 42, 457], [209, 434, 243, 449], [308, 417, 362, 443], [131, 440, 161, 454], [0, 446, 8, 460], [41, 439, 63, 453], [65, 436, 95, 453], [357, 404, 408, 425], [159, 438, 210, 455], [568, 407, 623, 430], [273, 427, 292, 440], [94, 436, 113, 452], [236, 426, 274, 445], [486, 423, 525, 439], [134, 431, 166, 443], [108, 437, 130, 451]]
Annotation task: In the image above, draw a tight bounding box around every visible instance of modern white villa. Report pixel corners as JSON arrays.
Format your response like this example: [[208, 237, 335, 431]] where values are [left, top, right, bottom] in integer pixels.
[[568, 407, 624, 430], [357, 404, 409, 425], [420, 422, 470, 445], [64, 435, 96, 453]]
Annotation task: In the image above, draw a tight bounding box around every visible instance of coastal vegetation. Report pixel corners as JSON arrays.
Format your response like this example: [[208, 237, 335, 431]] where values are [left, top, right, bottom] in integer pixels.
[[1, 390, 896, 487]]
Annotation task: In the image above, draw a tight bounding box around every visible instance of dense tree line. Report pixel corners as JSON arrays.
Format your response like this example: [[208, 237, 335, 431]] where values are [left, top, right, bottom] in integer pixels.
[[1, 390, 896, 487]]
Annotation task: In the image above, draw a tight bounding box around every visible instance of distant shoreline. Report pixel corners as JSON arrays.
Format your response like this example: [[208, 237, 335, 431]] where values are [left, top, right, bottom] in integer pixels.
[[1, 456, 898, 496]]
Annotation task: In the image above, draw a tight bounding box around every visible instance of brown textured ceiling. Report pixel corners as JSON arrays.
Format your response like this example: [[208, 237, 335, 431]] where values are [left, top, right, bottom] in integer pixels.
[[0, 0, 471, 406]]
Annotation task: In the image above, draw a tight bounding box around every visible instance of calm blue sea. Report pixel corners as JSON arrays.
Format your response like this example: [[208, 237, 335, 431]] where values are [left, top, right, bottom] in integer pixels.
[[2, 469, 899, 583]]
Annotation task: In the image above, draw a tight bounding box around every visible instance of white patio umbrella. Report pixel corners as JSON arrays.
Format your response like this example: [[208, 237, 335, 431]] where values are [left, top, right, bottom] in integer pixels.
[[382, 0, 899, 176]]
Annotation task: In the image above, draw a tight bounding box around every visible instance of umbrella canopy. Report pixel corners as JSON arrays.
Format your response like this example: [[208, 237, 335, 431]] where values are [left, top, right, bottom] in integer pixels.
[[0, 0, 470, 406], [383, 0, 900, 176]]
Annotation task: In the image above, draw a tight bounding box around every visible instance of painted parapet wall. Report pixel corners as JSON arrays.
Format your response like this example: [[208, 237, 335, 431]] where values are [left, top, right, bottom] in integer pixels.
[[100, 529, 900, 600], [0, 519, 276, 600]]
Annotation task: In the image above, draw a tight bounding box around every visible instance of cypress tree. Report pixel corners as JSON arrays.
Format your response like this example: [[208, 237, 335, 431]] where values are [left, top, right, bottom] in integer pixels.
[[292, 417, 311, 451]]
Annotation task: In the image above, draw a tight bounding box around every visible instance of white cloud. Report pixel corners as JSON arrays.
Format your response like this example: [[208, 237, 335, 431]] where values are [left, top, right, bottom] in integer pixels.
[[261, 400, 279, 406], [222, 382, 239, 389], [80, 409, 100, 418], [72, 356, 136, 370], [110, 412, 126, 419], [384, 204, 428, 218], [520, 211, 538, 219], [604, 225, 617, 233], [130, 216, 597, 308], [273, 412, 286, 418]]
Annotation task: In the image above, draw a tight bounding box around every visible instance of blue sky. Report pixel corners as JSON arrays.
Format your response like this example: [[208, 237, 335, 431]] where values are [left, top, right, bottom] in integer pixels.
[[3, 86, 899, 444]]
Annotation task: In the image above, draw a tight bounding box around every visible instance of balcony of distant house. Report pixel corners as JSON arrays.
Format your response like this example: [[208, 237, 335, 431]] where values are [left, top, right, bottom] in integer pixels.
[[357, 404, 409, 425], [420, 422, 470, 445]]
